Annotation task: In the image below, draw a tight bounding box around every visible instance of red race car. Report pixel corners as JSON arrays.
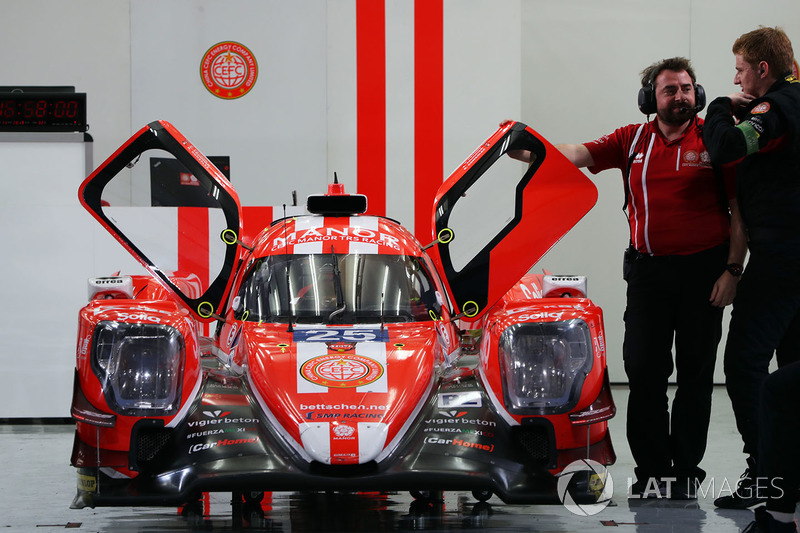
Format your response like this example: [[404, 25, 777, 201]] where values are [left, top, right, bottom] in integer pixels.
[[70, 120, 615, 510]]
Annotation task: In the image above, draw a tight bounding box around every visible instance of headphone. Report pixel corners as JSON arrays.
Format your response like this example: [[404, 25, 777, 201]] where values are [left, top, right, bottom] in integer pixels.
[[637, 72, 706, 115]]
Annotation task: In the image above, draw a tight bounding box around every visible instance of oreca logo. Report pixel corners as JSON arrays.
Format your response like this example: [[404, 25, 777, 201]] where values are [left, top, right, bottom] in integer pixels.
[[557, 459, 613, 516]]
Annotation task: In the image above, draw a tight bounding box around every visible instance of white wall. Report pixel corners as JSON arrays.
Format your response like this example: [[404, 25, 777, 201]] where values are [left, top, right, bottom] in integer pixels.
[[1, 0, 799, 416]]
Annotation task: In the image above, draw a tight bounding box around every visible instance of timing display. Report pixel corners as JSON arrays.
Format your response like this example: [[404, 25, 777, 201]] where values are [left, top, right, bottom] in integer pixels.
[[0, 93, 87, 131]]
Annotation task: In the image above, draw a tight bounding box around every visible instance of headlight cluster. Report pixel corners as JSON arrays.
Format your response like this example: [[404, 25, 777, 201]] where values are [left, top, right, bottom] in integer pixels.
[[499, 319, 592, 413], [91, 321, 184, 416]]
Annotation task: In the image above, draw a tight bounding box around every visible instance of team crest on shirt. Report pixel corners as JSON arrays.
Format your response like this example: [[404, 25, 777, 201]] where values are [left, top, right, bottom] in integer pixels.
[[682, 150, 711, 169], [751, 102, 770, 114]]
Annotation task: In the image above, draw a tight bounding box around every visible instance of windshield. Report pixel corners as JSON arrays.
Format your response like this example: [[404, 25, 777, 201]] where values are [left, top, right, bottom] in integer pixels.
[[233, 253, 442, 324]]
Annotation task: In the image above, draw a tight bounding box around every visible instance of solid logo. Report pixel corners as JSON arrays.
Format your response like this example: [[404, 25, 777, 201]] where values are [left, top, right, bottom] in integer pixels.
[[751, 102, 770, 114], [557, 459, 613, 516], [200, 41, 258, 99], [327, 342, 356, 352], [332, 424, 356, 438], [203, 410, 232, 418]]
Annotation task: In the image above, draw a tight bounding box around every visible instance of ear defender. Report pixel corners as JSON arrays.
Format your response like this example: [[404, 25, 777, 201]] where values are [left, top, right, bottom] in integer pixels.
[[637, 83, 656, 114], [694, 83, 706, 112], [637, 82, 706, 114]]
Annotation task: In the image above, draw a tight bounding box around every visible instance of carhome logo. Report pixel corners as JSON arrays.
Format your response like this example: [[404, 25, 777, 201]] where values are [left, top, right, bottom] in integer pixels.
[[557, 459, 614, 516]]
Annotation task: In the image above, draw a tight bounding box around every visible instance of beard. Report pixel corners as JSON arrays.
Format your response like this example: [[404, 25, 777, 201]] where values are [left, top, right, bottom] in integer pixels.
[[657, 102, 696, 126]]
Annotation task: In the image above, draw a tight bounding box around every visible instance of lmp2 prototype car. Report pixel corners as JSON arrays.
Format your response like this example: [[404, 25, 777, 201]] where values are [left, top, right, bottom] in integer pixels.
[[70, 120, 615, 511]]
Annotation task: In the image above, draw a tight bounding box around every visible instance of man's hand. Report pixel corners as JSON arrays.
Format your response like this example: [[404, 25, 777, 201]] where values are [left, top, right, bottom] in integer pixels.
[[729, 92, 755, 117], [709, 271, 739, 307]]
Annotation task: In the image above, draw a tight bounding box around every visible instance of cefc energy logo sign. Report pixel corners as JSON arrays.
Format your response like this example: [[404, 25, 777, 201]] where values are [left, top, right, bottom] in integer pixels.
[[201, 41, 258, 99]]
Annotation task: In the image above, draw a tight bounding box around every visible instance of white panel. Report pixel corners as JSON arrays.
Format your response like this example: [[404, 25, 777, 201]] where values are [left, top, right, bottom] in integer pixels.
[[0, 138, 87, 206], [296, 342, 328, 394], [358, 422, 389, 462], [0, 0, 131, 167], [443, 0, 522, 176], [299, 421, 331, 463], [0, 206, 91, 417], [326, 0, 358, 194], [355, 343, 387, 393], [385, 0, 416, 229], [130, 0, 328, 208]]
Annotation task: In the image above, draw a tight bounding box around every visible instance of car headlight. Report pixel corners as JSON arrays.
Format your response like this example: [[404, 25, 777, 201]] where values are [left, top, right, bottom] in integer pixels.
[[498, 319, 592, 414], [91, 321, 184, 416]]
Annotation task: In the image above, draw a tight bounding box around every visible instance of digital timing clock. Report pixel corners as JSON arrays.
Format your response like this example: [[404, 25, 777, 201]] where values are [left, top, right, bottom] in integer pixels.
[[0, 92, 87, 132]]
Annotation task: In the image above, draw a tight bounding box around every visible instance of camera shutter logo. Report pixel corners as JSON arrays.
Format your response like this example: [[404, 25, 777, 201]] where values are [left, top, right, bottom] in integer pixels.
[[556, 459, 614, 516], [201, 41, 258, 99]]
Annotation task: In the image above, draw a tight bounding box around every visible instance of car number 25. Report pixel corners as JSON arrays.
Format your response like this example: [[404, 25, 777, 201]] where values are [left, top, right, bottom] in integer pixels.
[[293, 328, 389, 343]]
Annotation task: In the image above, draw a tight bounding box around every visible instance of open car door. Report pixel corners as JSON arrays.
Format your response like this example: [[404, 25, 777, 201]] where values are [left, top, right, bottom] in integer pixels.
[[428, 120, 597, 321], [79, 120, 242, 322]]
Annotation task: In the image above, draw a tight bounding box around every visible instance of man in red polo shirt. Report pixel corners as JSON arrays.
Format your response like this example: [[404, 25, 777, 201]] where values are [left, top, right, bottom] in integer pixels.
[[508, 57, 747, 499]]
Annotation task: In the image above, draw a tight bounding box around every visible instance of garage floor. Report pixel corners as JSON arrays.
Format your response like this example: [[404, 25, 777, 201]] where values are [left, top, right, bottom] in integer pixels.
[[2, 386, 787, 532]]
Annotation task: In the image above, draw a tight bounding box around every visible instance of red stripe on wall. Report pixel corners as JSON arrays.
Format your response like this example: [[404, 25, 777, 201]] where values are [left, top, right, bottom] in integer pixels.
[[414, 0, 443, 242], [177, 207, 209, 288], [241, 205, 274, 246], [356, 0, 386, 216]]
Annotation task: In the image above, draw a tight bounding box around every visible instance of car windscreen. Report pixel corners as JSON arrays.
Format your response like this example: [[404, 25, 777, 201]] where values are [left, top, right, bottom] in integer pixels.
[[233, 253, 442, 324]]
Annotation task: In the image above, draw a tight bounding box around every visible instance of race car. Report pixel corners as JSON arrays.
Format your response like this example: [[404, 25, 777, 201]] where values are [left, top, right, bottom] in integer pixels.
[[70, 119, 615, 511]]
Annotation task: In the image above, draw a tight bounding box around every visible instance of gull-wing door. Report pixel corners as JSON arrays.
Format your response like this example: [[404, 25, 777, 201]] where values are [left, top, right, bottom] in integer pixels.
[[428, 120, 597, 321], [79, 120, 243, 322]]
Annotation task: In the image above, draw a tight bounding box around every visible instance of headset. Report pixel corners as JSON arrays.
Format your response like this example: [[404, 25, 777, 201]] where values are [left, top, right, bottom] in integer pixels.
[[637, 71, 706, 115]]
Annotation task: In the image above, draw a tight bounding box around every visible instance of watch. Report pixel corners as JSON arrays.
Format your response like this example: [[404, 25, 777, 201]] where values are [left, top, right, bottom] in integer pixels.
[[726, 263, 744, 277]]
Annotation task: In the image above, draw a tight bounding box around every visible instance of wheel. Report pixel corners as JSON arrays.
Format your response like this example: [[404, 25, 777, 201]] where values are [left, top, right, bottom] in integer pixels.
[[471, 489, 492, 502], [409, 490, 443, 502], [243, 490, 265, 503]]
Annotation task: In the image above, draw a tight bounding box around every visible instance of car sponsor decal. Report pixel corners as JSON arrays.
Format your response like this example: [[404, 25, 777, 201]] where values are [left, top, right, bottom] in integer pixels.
[[297, 341, 388, 393], [188, 436, 260, 455], [299, 353, 383, 389], [293, 326, 389, 343], [327, 342, 356, 352], [329, 422, 360, 464], [267, 217, 403, 255], [424, 436, 495, 453], [437, 391, 482, 408], [77, 472, 97, 493]]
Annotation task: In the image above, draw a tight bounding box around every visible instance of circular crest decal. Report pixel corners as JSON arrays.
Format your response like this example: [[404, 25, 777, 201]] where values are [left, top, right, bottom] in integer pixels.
[[201, 41, 258, 99], [751, 102, 770, 114], [300, 354, 384, 388]]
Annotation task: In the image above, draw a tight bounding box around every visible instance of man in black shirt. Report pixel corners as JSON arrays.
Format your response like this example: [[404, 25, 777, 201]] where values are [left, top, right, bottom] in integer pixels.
[[703, 26, 800, 528]]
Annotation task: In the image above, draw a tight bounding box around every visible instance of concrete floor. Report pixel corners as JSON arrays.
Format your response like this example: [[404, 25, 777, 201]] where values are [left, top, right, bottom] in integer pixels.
[[1, 386, 788, 532]]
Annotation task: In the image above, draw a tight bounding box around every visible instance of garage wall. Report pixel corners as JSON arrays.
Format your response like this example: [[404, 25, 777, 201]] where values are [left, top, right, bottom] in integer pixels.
[[0, 0, 799, 416]]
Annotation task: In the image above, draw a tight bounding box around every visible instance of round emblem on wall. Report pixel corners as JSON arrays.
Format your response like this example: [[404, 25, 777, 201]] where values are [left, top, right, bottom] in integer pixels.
[[200, 41, 258, 99], [300, 354, 384, 388]]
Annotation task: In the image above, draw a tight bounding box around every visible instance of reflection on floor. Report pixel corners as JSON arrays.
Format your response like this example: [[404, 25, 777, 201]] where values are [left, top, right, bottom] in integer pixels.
[[2, 386, 793, 532]]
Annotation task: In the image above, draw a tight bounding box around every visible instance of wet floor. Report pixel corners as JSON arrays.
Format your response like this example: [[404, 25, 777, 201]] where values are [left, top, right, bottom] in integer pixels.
[[3, 386, 789, 532]]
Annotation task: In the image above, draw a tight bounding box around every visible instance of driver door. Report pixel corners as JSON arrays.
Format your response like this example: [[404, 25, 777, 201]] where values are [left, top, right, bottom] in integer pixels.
[[79, 120, 243, 322], [427, 120, 597, 321]]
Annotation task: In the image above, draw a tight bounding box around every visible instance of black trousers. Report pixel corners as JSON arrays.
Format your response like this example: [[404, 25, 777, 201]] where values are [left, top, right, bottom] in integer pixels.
[[623, 244, 727, 484], [759, 360, 800, 513], [724, 246, 800, 465]]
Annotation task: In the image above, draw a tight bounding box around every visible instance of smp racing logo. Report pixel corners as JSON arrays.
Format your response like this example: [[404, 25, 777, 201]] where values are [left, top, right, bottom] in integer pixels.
[[201, 41, 258, 99]]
